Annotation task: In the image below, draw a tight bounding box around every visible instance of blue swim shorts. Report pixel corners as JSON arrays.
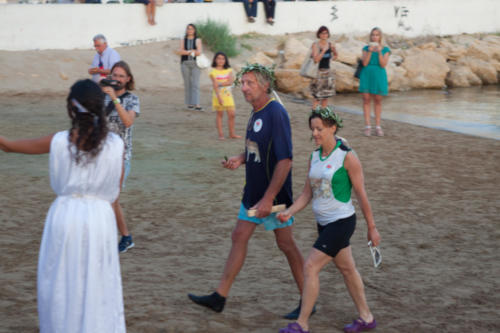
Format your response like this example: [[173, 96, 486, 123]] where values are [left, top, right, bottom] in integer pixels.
[[237, 202, 294, 231]]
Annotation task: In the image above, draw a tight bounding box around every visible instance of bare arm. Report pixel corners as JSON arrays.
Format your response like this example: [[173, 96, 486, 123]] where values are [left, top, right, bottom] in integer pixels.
[[114, 102, 136, 128], [362, 49, 371, 67], [277, 160, 313, 221], [331, 43, 338, 61], [0, 134, 54, 154], [221, 71, 235, 87], [210, 74, 224, 105], [251, 158, 292, 218], [101, 87, 137, 128], [344, 152, 381, 246], [176, 39, 190, 56], [194, 38, 202, 56], [97, 68, 111, 76], [378, 48, 390, 68]]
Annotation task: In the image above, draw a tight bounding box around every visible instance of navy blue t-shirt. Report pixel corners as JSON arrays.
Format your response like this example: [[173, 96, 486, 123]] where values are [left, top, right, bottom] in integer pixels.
[[242, 100, 293, 209]]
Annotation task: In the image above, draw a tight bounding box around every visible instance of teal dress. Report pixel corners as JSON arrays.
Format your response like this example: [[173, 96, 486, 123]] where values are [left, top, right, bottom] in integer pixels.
[[359, 45, 390, 96]]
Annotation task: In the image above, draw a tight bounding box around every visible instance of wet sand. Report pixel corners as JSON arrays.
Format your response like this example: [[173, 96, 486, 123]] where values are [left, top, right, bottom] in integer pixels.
[[1, 88, 500, 333]]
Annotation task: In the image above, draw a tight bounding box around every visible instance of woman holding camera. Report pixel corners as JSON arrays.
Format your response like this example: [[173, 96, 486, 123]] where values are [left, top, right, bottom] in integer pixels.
[[102, 60, 140, 253], [359, 27, 391, 137], [0, 79, 126, 332], [177, 23, 204, 111], [310, 26, 338, 110]]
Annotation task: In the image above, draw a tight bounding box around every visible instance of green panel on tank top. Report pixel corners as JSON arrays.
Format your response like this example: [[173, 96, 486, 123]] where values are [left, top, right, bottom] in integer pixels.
[[331, 166, 352, 203]]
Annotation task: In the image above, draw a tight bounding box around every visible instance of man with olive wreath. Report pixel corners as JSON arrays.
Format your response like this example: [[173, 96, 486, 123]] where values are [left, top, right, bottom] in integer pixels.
[[188, 64, 311, 320]]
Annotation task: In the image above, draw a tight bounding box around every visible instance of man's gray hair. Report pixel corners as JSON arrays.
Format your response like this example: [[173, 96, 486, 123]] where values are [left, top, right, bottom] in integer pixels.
[[253, 71, 272, 94], [93, 34, 107, 43]]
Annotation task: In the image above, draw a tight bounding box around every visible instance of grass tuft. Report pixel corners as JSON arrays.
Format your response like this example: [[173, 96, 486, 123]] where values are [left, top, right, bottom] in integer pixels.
[[195, 19, 240, 57]]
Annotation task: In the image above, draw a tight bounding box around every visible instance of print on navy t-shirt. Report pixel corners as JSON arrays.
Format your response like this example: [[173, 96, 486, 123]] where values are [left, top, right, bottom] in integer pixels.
[[242, 100, 293, 209]]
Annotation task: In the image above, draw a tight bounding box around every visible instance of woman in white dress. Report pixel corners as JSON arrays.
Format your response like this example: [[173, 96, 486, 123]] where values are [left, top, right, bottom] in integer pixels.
[[0, 79, 126, 333]]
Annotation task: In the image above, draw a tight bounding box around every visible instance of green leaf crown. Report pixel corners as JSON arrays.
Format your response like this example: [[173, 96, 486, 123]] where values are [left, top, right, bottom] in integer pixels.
[[311, 106, 344, 128], [235, 63, 276, 90]]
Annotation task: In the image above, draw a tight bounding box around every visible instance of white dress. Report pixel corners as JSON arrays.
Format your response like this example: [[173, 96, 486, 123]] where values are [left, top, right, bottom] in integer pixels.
[[37, 131, 126, 333]]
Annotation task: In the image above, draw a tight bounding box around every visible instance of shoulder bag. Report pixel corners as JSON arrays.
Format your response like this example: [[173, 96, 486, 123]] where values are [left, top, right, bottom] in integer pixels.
[[354, 58, 364, 79], [299, 43, 318, 79], [196, 53, 211, 69]]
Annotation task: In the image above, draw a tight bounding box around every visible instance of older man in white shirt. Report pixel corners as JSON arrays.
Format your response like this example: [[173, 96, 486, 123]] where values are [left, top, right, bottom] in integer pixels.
[[88, 34, 121, 83]]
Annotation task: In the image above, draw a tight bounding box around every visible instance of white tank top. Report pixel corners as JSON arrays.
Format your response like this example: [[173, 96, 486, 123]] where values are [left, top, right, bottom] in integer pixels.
[[309, 139, 355, 225]]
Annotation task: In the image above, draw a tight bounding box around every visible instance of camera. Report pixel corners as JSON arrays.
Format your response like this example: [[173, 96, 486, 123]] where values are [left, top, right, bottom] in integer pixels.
[[100, 78, 122, 90]]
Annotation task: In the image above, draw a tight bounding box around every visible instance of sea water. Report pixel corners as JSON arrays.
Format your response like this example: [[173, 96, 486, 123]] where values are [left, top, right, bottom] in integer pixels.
[[334, 86, 500, 141]]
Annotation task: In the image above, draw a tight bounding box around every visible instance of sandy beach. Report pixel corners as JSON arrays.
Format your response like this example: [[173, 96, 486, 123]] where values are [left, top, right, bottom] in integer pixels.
[[1, 78, 500, 332]]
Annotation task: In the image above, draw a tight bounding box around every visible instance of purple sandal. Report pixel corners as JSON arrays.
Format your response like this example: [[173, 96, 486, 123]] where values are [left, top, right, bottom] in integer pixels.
[[343, 317, 377, 332], [279, 322, 310, 333]]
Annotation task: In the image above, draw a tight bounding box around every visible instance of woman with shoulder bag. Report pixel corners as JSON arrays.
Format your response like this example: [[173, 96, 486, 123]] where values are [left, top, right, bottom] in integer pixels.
[[310, 26, 338, 110], [177, 23, 204, 111]]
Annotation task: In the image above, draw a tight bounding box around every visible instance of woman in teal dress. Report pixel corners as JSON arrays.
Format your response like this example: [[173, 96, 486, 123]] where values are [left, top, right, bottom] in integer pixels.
[[359, 27, 391, 136]]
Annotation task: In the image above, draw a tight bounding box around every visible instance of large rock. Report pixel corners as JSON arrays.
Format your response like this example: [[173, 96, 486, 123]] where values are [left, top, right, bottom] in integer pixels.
[[482, 39, 500, 62], [490, 59, 500, 73], [418, 42, 437, 51], [263, 50, 279, 58], [274, 69, 311, 96], [335, 43, 360, 66], [387, 65, 410, 91], [335, 37, 365, 66], [438, 40, 467, 61], [388, 54, 404, 66], [458, 56, 498, 84], [331, 61, 358, 92], [401, 50, 449, 89], [465, 42, 493, 61], [464, 40, 500, 62], [483, 35, 500, 48], [247, 52, 275, 67], [451, 34, 478, 46], [283, 38, 309, 70], [445, 62, 482, 87]]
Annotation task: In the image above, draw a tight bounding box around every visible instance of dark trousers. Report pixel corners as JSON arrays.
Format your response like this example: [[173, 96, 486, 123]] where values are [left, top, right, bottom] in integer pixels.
[[243, 0, 275, 19]]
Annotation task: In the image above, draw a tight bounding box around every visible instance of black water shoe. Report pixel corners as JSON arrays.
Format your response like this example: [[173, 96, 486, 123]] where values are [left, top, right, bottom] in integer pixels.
[[188, 291, 226, 313]]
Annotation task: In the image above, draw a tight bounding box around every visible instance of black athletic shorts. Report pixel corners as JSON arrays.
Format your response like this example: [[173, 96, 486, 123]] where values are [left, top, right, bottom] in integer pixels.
[[313, 214, 356, 258]]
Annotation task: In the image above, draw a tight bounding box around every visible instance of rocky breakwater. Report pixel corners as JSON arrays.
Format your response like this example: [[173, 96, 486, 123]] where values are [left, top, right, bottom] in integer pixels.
[[244, 34, 500, 98]]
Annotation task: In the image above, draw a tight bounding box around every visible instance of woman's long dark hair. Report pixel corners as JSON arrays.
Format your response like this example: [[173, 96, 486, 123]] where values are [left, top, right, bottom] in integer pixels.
[[67, 79, 108, 164]]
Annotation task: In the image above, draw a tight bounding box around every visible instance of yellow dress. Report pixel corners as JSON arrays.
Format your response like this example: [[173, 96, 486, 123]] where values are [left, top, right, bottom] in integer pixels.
[[210, 68, 235, 111]]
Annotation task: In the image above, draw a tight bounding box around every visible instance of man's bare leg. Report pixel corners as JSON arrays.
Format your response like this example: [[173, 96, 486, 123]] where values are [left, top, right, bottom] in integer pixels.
[[188, 220, 257, 312], [216, 220, 257, 296]]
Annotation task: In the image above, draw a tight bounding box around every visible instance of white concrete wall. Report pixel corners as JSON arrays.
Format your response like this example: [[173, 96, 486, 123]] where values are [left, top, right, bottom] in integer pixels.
[[1, 0, 500, 51]]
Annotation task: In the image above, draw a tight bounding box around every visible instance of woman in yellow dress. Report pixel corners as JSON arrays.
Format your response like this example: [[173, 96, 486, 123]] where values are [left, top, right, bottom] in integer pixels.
[[209, 52, 241, 140]]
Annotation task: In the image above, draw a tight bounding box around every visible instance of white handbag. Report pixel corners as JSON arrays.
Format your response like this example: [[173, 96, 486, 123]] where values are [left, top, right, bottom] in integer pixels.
[[299, 44, 319, 79], [196, 53, 211, 69]]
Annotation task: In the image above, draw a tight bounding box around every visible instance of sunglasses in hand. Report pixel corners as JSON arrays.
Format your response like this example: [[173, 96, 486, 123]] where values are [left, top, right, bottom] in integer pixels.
[[368, 241, 382, 268]]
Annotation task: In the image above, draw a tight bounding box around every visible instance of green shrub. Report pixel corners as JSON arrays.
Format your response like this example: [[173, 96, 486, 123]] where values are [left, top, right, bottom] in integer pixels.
[[195, 19, 240, 57]]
